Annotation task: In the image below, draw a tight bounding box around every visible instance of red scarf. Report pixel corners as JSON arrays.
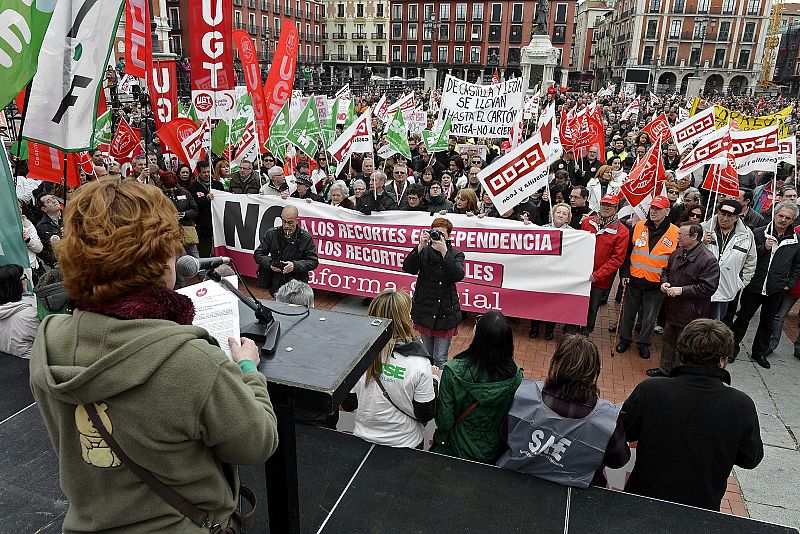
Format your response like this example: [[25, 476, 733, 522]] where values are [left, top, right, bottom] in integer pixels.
[[80, 287, 195, 325]]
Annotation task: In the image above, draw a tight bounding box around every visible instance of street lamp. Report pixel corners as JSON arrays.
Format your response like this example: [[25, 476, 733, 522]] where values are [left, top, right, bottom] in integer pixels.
[[423, 15, 439, 89], [694, 18, 717, 77]]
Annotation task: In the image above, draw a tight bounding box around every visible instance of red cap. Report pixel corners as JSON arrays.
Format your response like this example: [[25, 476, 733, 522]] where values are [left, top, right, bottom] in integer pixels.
[[600, 193, 619, 205], [650, 195, 671, 209]]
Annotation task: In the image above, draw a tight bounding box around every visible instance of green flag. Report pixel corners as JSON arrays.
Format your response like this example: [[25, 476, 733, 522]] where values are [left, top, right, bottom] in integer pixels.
[[285, 99, 321, 157], [344, 99, 356, 129], [211, 120, 230, 156], [386, 110, 411, 160], [229, 116, 248, 146], [8, 140, 29, 161], [188, 103, 200, 126], [93, 109, 113, 147], [321, 98, 339, 148], [422, 116, 452, 153], [0, 146, 31, 270], [0, 1, 56, 108], [266, 102, 291, 160]]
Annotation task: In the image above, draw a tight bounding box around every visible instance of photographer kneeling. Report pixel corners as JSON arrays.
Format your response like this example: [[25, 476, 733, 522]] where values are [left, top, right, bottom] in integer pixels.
[[254, 205, 319, 296], [403, 218, 466, 369]]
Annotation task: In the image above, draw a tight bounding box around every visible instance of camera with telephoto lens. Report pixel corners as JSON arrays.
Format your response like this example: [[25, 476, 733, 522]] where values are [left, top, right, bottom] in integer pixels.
[[428, 229, 443, 241]]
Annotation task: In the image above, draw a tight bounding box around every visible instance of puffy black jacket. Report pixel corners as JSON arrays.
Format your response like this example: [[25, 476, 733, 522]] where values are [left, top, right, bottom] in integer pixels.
[[227, 172, 261, 194], [746, 223, 800, 296], [402, 242, 465, 331], [253, 226, 319, 295]]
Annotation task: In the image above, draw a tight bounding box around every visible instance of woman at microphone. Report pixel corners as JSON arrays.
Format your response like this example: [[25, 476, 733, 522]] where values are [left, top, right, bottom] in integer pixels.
[[29, 179, 278, 533]]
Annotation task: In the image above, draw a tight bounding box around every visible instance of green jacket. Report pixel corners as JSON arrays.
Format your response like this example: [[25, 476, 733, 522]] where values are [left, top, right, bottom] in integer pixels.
[[435, 357, 523, 464], [29, 310, 278, 533]]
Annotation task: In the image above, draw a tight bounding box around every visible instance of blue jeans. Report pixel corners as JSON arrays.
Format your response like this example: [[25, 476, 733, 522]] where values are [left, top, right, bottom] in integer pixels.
[[709, 301, 729, 321], [770, 295, 799, 351], [420, 333, 453, 369]]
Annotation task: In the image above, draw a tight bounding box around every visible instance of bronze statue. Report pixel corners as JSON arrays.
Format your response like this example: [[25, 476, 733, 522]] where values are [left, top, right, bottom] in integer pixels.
[[533, 0, 549, 36]]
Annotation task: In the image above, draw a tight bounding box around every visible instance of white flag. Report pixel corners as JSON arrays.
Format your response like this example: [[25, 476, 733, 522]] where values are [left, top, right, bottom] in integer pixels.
[[621, 97, 640, 121], [778, 135, 796, 166], [181, 119, 208, 172], [373, 94, 388, 122], [335, 84, 351, 100], [24, 0, 126, 151], [328, 108, 373, 164], [672, 106, 717, 153]]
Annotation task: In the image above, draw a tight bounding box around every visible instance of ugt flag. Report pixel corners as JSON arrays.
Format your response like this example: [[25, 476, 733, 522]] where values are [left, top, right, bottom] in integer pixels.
[[24, 0, 126, 151]]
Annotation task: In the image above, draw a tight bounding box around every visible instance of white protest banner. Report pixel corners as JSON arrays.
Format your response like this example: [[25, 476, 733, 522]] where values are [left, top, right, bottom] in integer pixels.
[[476, 130, 559, 214], [211, 194, 594, 324], [672, 106, 716, 152], [439, 74, 524, 137], [459, 144, 488, 162], [730, 125, 779, 175], [386, 92, 415, 116], [675, 124, 730, 180], [778, 135, 796, 166], [407, 109, 427, 135]]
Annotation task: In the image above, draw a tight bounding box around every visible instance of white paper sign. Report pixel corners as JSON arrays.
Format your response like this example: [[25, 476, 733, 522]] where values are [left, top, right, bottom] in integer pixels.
[[439, 75, 525, 138], [177, 280, 241, 359]]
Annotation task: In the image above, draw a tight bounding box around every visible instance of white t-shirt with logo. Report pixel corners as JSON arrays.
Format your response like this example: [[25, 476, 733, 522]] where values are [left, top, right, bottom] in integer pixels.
[[352, 352, 435, 448]]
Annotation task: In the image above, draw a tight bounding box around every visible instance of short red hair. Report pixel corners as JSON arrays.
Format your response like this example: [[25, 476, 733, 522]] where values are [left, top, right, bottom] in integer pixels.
[[431, 217, 453, 233], [56, 180, 182, 305]]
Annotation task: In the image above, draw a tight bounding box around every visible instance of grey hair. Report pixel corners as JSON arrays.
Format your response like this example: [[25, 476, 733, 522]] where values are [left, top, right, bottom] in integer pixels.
[[274, 279, 315, 307], [370, 171, 387, 185], [330, 180, 349, 196], [353, 179, 367, 190], [683, 187, 701, 200], [268, 166, 284, 178], [774, 200, 800, 219]]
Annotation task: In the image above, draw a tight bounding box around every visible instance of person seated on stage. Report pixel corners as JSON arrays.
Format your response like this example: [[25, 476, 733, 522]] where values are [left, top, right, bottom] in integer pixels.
[[0, 264, 40, 359], [622, 319, 763, 510], [496, 335, 629, 488], [341, 290, 438, 448], [29, 179, 278, 532], [433, 311, 523, 463]]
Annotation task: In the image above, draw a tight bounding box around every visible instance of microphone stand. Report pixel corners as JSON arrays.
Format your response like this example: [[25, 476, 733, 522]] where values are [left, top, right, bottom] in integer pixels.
[[205, 269, 281, 356]]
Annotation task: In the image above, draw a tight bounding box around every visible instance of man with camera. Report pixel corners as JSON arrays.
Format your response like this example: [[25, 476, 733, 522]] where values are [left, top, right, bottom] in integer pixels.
[[254, 205, 319, 296], [403, 218, 466, 369]]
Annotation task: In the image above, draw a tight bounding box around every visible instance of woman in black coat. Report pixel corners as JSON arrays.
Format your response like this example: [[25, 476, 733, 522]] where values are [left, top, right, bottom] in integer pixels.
[[161, 171, 200, 257], [402, 217, 466, 369]]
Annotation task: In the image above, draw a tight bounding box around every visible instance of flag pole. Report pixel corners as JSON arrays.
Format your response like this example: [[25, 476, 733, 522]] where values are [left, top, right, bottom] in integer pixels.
[[61, 153, 68, 206], [12, 82, 33, 183]]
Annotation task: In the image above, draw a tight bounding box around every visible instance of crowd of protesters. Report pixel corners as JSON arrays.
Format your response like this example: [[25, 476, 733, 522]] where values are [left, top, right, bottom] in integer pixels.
[[4, 85, 797, 524]]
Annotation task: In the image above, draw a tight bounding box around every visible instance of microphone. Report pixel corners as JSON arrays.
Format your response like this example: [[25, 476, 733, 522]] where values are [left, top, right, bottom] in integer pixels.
[[176, 255, 231, 278]]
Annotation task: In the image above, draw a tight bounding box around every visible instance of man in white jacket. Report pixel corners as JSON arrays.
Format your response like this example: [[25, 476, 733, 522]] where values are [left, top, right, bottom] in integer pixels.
[[700, 199, 757, 321]]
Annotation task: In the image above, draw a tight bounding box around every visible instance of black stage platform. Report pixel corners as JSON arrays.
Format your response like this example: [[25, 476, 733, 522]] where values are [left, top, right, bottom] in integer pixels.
[[2, 352, 798, 534]]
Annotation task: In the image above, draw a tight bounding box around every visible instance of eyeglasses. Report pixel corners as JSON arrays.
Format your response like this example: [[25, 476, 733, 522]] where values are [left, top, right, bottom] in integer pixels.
[[264, 158, 274, 162], [394, 170, 405, 175], [667, 189, 679, 195], [689, 212, 703, 218]]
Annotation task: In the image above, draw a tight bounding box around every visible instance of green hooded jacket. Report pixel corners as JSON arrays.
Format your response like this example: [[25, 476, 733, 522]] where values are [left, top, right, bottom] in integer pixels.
[[29, 310, 278, 533], [435, 357, 523, 464]]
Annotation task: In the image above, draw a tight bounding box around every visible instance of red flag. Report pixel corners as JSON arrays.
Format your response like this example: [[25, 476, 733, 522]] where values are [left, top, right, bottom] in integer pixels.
[[559, 107, 576, 152], [189, 0, 235, 91], [156, 118, 205, 171], [27, 143, 82, 187], [150, 59, 179, 129], [621, 144, 666, 208], [755, 97, 765, 114], [702, 156, 739, 197], [263, 20, 299, 139], [77, 151, 95, 175], [642, 113, 672, 145], [109, 117, 142, 159], [233, 29, 270, 151], [571, 107, 605, 163], [492, 69, 500, 84], [124, 0, 151, 79]]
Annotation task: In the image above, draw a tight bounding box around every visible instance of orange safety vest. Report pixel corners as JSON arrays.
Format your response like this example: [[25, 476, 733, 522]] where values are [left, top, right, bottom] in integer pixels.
[[629, 220, 679, 283]]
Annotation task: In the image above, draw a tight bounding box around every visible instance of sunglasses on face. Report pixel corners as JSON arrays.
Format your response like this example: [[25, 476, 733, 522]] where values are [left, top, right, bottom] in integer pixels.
[[689, 212, 703, 218], [668, 189, 679, 194]]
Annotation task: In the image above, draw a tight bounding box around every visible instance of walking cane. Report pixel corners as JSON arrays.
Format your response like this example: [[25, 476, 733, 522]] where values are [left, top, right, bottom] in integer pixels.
[[610, 283, 628, 358]]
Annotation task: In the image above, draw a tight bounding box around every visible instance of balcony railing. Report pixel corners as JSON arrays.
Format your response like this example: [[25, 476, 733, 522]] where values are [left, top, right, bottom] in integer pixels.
[[352, 32, 367, 39], [315, 13, 320, 21], [248, 24, 258, 35], [327, 53, 348, 61], [332, 32, 347, 39], [273, 28, 281, 38], [314, 34, 321, 42], [261, 0, 270, 11], [454, 34, 466, 42], [285, 7, 293, 16], [372, 32, 386, 39], [487, 56, 499, 66], [234, 21, 246, 30], [233, 0, 242, 5], [169, 18, 181, 30], [262, 26, 270, 36], [248, 0, 255, 8], [273, 4, 281, 14], [259, 51, 273, 61]]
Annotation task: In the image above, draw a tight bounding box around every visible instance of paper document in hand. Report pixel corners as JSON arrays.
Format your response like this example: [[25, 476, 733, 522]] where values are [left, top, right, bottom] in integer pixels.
[[177, 280, 240, 360]]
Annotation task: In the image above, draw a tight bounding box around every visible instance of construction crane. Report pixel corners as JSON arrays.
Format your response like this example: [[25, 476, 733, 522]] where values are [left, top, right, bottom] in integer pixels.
[[759, 0, 784, 89]]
